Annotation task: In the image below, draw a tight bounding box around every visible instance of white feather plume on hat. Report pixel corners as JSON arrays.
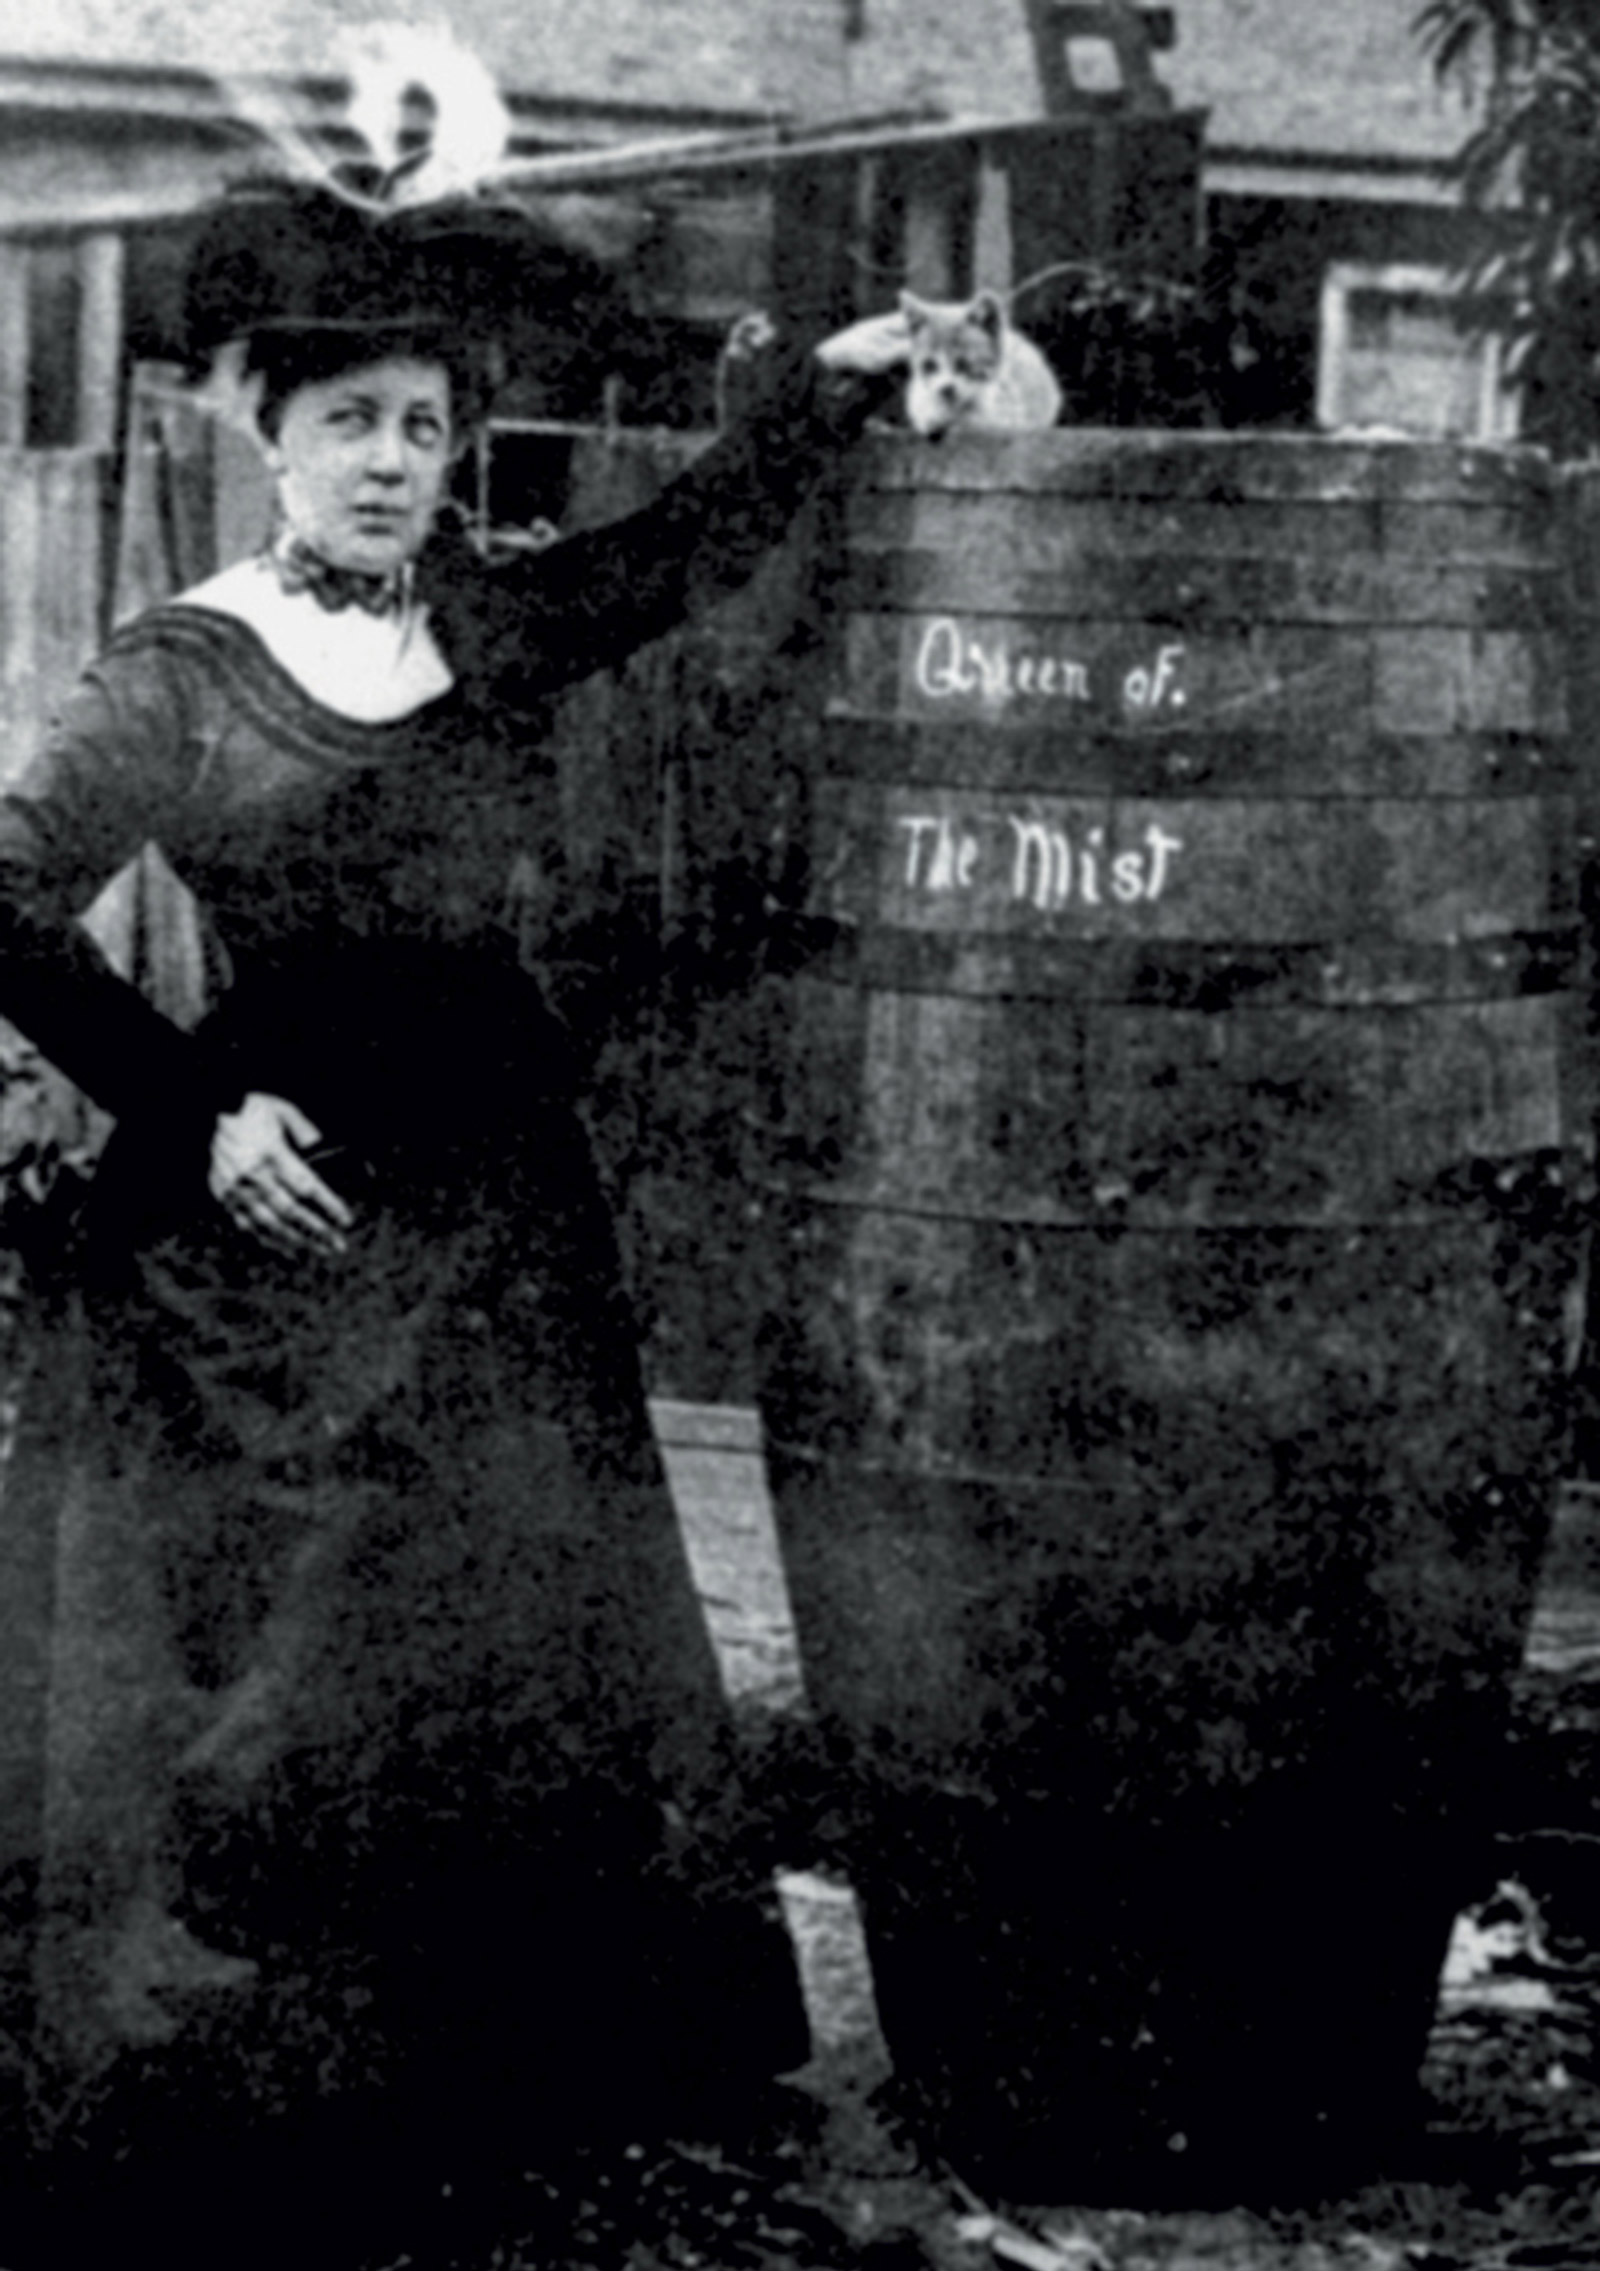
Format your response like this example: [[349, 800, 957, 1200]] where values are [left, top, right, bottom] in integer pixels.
[[180, 23, 644, 433], [220, 18, 514, 211], [339, 23, 512, 204]]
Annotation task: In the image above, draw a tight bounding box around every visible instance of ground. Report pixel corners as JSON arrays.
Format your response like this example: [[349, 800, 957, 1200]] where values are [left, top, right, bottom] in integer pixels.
[[352, 1418, 1600, 2271], [92, 1412, 1600, 2271]]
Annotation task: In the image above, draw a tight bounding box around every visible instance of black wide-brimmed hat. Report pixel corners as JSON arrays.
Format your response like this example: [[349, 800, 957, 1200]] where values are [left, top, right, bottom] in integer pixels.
[[180, 175, 636, 392], [186, 177, 632, 350], [175, 29, 644, 411]]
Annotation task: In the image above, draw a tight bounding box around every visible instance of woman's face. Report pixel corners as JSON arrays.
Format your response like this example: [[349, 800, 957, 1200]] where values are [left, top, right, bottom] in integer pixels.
[[266, 356, 455, 573]]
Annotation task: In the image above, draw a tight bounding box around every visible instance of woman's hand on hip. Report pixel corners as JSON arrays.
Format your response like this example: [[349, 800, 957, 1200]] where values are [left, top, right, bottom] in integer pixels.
[[209, 1093, 353, 1259]]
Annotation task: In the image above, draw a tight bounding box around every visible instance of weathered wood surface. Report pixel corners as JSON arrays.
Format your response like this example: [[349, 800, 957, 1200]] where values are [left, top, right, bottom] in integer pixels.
[[842, 545, 1569, 627], [664, 1400, 1600, 1720], [856, 428, 1559, 500], [755, 428, 1589, 2194], [653, 1396, 805, 1714], [839, 617, 1569, 731], [662, 1401, 1600, 2064], [0, 447, 105, 767], [821, 716, 1565, 799], [541, 425, 832, 1403]]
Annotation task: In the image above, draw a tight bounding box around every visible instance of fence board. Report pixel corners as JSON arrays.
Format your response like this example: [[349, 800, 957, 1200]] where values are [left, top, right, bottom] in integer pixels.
[[0, 447, 105, 773], [74, 231, 125, 457], [552, 425, 830, 1401], [1559, 464, 1600, 1481], [0, 247, 28, 451]]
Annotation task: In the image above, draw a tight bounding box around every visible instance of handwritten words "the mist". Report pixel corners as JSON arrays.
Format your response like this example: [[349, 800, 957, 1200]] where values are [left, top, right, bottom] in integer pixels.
[[899, 814, 1185, 910], [913, 620, 1189, 714]]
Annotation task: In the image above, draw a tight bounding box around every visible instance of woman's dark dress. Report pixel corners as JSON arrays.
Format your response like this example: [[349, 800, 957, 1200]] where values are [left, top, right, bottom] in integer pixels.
[[0, 359, 864, 2213]]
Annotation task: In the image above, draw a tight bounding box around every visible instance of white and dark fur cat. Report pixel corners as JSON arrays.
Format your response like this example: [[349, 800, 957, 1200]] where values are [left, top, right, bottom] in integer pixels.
[[900, 287, 1062, 437]]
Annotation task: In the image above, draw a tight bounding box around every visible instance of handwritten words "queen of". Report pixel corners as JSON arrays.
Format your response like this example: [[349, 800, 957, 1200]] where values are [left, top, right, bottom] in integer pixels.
[[913, 619, 1188, 714], [899, 814, 1185, 910]]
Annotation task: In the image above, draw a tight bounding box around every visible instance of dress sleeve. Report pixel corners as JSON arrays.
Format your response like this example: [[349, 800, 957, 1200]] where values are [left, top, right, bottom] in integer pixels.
[[432, 345, 887, 705], [0, 634, 233, 1124]]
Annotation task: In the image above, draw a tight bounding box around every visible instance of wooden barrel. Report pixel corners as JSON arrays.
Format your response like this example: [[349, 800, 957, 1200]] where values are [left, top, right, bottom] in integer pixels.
[[755, 431, 1589, 2196]]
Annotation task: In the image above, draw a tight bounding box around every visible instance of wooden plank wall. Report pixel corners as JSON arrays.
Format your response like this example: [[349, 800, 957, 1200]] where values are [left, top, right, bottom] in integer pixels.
[[0, 230, 142, 1232], [0, 447, 104, 770], [1559, 464, 1600, 1479], [767, 111, 1206, 337], [0, 229, 130, 769], [544, 426, 831, 1404]]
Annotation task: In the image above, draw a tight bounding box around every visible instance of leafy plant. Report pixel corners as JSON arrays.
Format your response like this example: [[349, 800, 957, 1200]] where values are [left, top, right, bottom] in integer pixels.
[[1417, 0, 1600, 453], [1018, 251, 1305, 428]]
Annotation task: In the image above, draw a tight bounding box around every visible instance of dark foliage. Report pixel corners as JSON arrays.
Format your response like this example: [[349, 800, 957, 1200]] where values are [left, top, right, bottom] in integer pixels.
[[1017, 247, 1311, 428], [1416, 0, 1600, 455]]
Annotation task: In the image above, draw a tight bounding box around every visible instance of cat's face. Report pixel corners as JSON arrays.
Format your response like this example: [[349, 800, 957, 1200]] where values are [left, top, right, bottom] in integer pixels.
[[901, 290, 1006, 436]]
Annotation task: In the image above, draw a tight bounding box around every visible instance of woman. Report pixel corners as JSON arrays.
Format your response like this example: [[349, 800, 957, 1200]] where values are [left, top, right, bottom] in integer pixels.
[[0, 178, 905, 2263]]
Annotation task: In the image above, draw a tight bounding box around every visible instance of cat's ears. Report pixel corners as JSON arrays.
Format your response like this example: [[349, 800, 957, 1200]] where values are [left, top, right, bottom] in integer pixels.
[[898, 286, 1006, 335]]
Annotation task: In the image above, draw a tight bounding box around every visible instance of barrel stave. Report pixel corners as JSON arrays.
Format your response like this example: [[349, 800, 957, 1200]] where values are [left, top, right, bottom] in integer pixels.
[[758, 430, 1586, 2190]]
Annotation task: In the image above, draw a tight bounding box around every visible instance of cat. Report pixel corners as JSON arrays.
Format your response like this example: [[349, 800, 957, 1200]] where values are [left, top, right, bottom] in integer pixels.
[[900, 287, 1063, 437]]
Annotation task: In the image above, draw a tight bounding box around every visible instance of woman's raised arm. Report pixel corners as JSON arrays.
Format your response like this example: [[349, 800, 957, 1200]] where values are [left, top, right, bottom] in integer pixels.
[[435, 315, 908, 706]]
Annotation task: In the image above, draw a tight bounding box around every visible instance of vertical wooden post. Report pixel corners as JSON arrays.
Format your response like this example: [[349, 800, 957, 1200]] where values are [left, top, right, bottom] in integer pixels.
[[851, 154, 883, 323], [972, 155, 1015, 295], [896, 141, 980, 300], [1559, 461, 1600, 1479], [0, 445, 44, 761], [112, 367, 172, 628], [0, 244, 30, 450], [0, 447, 104, 772], [902, 170, 955, 298], [74, 229, 125, 455]]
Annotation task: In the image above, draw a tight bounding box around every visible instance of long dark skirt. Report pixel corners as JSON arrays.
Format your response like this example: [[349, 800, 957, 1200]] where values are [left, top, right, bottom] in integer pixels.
[[0, 1099, 806, 2243]]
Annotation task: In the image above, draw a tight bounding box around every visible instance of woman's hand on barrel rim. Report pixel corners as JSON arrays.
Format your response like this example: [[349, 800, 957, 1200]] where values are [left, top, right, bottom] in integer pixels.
[[209, 1091, 354, 1259], [815, 308, 911, 377]]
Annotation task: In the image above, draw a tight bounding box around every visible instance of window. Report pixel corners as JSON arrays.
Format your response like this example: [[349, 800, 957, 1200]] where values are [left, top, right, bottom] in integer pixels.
[[1316, 262, 1518, 441]]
